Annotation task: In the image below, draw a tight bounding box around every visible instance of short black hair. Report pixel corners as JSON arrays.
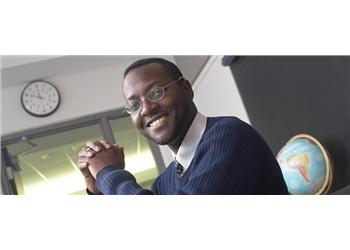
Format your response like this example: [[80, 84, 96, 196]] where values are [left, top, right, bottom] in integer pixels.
[[123, 57, 183, 80]]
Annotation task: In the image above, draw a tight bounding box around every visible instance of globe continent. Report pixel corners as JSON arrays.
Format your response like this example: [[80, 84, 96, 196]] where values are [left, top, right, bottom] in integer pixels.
[[277, 137, 330, 195]]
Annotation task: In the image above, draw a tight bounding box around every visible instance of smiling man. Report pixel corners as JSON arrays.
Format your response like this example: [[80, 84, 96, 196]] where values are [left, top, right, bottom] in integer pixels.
[[78, 58, 288, 195]]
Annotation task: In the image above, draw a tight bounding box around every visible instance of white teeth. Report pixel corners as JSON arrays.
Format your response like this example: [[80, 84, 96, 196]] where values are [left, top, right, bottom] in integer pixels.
[[149, 116, 166, 128]]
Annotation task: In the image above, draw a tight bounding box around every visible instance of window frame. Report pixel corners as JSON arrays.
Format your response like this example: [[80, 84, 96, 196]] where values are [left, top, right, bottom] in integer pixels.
[[1, 108, 165, 195]]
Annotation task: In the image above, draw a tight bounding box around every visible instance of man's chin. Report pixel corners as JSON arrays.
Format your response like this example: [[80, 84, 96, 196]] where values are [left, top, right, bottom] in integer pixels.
[[151, 137, 172, 145], [148, 132, 175, 146]]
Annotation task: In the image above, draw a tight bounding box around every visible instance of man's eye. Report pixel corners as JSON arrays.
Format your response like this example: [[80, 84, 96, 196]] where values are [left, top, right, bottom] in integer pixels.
[[148, 87, 164, 101], [130, 102, 141, 111]]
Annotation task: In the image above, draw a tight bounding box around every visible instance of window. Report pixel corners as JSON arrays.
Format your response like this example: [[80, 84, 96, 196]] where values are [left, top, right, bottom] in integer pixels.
[[6, 124, 103, 195], [2, 111, 164, 195], [110, 116, 158, 188]]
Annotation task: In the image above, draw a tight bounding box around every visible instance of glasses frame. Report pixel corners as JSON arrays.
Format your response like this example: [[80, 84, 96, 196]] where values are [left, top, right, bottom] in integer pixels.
[[124, 76, 184, 114]]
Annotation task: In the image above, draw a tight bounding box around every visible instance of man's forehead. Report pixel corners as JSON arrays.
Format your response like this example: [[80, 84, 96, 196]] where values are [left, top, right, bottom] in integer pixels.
[[123, 64, 172, 92], [125, 62, 170, 81], [123, 80, 164, 101], [123, 78, 162, 99]]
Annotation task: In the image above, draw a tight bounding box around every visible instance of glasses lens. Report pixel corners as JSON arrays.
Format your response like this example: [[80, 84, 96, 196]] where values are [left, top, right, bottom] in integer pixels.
[[147, 87, 165, 102], [127, 101, 141, 113]]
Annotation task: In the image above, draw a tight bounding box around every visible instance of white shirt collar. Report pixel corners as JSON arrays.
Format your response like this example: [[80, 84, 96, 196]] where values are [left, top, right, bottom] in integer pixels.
[[174, 112, 207, 172]]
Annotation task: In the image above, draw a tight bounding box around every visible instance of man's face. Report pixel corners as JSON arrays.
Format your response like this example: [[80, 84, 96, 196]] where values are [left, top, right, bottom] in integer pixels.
[[123, 63, 195, 149]]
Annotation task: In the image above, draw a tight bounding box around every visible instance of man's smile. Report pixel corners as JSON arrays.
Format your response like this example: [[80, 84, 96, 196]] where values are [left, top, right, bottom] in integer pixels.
[[146, 113, 170, 129]]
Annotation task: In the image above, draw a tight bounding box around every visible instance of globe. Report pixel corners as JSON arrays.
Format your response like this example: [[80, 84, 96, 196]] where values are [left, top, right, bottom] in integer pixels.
[[277, 134, 333, 195]]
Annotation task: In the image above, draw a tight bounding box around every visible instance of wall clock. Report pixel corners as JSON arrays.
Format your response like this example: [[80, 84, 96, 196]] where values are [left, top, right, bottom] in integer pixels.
[[21, 80, 60, 117]]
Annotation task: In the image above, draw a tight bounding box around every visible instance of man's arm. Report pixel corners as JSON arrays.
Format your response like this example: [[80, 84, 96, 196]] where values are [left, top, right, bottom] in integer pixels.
[[95, 165, 154, 195], [79, 140, 154, 195]]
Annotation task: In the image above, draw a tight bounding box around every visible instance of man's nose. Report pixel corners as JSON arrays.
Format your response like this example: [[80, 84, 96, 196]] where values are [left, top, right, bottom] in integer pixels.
[[140, 99, 157, 116]]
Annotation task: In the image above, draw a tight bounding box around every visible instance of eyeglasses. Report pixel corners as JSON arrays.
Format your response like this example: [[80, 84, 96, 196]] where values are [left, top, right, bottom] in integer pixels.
[[124, 76, 183, 114]]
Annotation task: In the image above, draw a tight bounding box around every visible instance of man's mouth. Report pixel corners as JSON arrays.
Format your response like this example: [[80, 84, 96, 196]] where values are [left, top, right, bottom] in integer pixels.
[[146, 113, 169, 128]]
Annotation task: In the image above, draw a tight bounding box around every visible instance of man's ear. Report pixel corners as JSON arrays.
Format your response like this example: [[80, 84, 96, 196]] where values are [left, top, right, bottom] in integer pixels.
[[181, 79, 194, 99]]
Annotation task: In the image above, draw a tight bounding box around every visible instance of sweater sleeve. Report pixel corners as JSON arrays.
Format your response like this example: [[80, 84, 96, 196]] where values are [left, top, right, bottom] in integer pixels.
[[95, 165, 154, 195], [176, 124, 262, 194]]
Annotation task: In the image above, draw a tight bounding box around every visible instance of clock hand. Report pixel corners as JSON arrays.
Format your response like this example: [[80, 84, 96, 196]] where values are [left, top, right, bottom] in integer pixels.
[[30, 94, 41, 99], [35, 86, 44, 99]]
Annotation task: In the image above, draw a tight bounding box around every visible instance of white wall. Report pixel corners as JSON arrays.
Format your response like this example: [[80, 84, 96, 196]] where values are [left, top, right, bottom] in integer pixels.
[[1, 56, 176, 136], [193, 56, 250, 124], [174, 56, 209, 83]]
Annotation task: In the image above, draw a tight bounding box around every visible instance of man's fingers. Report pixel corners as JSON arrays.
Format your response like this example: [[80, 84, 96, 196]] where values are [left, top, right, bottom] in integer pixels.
[[79, 148, 95, 157], [113, 144, 124, 152], [78, 161, 88, 169], [86, 141, 105, 152], [100, 140, 112, 149], [78, 163, 95, 179], [78, 153, 92, 168], [85, 140, 115, 152]]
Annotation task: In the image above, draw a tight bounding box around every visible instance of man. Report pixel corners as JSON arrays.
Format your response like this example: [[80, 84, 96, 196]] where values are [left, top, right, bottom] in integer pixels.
[[78, 58, 288, 195]]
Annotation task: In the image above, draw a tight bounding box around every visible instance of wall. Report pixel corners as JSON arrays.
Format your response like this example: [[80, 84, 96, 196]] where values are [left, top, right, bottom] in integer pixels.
[[1, 56, 176, 136], [192, 56, 250, 123], [229, 56, 350, 192], [174, 56, 210, 83]]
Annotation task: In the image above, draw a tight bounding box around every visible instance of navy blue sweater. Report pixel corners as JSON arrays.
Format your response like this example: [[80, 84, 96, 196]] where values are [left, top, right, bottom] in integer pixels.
[[95, 117, 288, 195]]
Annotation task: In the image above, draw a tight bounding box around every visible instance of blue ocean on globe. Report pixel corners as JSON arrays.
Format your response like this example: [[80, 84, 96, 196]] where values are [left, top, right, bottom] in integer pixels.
[[277, 138, 329, 195]]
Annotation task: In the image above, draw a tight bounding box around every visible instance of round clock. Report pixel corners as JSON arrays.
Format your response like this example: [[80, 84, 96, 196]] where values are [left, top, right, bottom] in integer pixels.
[[21, 80, 60, 117]]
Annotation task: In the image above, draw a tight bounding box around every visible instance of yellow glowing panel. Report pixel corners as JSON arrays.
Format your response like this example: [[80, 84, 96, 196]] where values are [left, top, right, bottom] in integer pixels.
[[22, 172, 86, 195], [6, 116, 160, 195]]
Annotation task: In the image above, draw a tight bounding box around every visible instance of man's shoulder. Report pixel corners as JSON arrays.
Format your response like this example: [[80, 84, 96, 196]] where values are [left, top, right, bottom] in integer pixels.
[[203, 116, 261, 143], [206, 116, 250, 131]]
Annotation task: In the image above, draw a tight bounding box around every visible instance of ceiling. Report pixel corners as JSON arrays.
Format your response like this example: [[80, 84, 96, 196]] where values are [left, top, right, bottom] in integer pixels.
[[1, 55, 210, 88], [1, 55, 147, 88]]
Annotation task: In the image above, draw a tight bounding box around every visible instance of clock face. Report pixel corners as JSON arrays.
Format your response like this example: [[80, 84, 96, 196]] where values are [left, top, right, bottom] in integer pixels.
[[21, 81, 60, 117]]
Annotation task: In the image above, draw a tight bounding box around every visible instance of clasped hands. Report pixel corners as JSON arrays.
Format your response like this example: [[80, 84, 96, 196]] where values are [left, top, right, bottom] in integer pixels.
[[78, 140, 125, 194]]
